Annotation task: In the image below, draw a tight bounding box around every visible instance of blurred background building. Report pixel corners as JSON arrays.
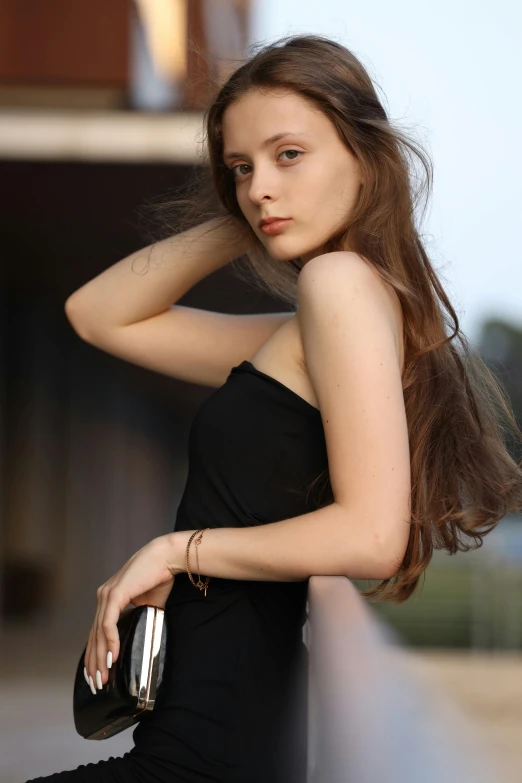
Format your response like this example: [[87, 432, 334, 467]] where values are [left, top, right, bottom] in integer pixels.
[[0, 1, 521, 780], [0, 0, 256, 629]]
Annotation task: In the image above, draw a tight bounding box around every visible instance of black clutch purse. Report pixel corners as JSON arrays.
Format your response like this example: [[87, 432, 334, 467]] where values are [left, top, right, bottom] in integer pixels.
[[73, 604, 167, 740]]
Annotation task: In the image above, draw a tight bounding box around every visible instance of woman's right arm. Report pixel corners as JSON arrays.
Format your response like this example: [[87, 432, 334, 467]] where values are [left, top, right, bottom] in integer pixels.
[[65, 217, 251, 332], [65, 217, 294, 387]]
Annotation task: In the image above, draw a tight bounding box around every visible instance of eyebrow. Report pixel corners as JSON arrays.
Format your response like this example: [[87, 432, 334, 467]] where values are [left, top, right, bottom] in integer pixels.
[[222, 132, 309, 162]]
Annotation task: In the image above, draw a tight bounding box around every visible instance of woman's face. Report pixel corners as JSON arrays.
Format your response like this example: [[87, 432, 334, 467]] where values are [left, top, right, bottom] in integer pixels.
[[221, 88, 362, 264]]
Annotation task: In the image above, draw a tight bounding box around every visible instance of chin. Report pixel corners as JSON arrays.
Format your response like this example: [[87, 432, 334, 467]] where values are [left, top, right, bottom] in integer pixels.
[[261, 244, 295, 262], [264, 241, 314, 264]]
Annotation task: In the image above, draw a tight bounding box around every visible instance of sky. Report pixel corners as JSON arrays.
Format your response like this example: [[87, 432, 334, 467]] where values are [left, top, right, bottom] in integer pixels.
[[250, 0, 521, 346]]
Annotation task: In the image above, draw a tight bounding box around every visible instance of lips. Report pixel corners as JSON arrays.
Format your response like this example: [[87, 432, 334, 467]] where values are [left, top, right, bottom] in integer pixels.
[[259, 216, 289, 227], [259, 218, 292, 235]]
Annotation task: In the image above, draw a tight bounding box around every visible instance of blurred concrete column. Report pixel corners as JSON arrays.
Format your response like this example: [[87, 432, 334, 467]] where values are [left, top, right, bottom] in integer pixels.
[[129, 0, 187, 111], [0, 282, 5, 626], [202, 0, 250, 84], [3, 298, 64, 617], [129, 0, 252, 112]]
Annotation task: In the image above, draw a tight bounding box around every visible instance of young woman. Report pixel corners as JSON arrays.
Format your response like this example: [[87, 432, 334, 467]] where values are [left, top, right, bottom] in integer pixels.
[[28, 34, 522, 782]]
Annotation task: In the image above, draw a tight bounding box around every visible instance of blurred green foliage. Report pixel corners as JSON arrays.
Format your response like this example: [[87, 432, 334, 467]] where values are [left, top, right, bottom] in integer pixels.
[[354, 545, 522, 649]]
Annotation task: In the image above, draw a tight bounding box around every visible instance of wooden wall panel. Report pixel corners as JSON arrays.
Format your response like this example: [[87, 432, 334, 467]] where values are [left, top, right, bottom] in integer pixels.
[[0, 0, 131, 86]]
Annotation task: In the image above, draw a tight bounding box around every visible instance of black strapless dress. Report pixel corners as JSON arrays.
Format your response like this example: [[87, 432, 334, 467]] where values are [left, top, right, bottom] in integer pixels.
[[26, 360, 330, 783]]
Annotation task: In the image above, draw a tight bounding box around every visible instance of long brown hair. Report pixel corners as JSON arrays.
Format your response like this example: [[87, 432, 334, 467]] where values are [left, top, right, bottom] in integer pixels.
[[148, 34, 522, 603]]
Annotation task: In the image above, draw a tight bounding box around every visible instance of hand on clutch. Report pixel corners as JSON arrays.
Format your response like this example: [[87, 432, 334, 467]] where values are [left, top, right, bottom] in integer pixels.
[[83, 535, 175, 693]]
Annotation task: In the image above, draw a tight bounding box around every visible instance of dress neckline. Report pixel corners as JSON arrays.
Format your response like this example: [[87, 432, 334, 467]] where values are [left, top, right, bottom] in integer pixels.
[[233, 360, 321, 416]]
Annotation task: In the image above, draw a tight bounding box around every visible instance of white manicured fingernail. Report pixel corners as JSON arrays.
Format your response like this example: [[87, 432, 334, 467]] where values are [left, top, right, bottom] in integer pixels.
[[84, 666, 89, 684], [96, 670, 103, 690], [107, 651, 112, 669], [88, 675, 96, 696]]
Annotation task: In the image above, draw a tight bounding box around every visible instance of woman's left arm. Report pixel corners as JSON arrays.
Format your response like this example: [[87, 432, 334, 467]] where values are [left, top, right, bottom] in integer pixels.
[[168, 251, 411, 584], [168, 500, 404, 584]]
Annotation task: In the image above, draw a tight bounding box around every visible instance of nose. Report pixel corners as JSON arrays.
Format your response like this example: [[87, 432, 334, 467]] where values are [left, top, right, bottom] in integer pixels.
[[247, 163, 279, 206]]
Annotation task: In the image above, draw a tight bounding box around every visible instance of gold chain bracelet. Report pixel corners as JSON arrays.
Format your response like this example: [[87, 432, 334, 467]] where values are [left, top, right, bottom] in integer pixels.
[[185, 528, 211, 596]]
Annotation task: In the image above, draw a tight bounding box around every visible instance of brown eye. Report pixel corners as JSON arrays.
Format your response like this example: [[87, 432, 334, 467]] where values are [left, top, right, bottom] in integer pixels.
[[280, 150, 302, 161], [229, 149, 302, 182], [230, 163, 251, 180]]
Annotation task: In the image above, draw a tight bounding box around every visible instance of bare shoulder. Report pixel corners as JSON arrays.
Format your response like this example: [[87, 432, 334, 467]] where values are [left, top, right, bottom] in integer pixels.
[[297, 250, 399, 312], [297, 251, 404, 372]]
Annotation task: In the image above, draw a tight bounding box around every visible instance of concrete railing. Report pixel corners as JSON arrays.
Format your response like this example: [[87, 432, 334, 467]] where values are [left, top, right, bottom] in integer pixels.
[[304, 575, 499, 783]]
